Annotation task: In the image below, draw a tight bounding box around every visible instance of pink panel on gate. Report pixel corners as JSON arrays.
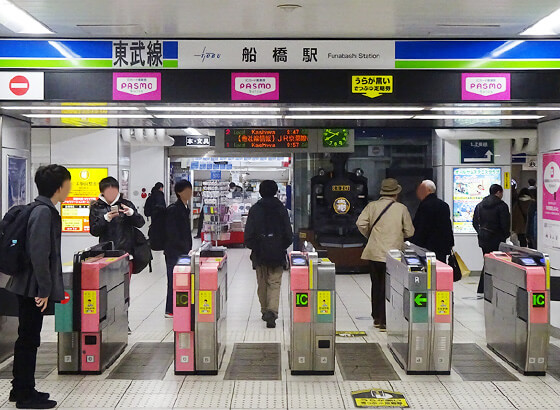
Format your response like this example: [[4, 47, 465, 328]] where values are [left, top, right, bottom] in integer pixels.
[[81, 333, 100, 372], [290, 266, 309, 291], [174, 270, 191, 289], [199, 263, 219, 290], [82, 254, 129, 289], [292, 291, 311, 323], [81, 290, 100, 333], [525, 266, 546, 291], [173, 289, 191, 332], [435, 261, 454, 291], [175, 332, 195, 372]]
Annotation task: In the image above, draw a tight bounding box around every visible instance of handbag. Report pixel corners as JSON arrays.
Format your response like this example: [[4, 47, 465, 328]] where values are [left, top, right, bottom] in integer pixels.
[[448, 251, 463, 282], [131, 228, 152, 274]]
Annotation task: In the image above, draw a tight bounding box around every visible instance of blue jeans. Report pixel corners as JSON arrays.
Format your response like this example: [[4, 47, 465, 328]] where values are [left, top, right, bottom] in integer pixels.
[[165, 255, 179, 314]]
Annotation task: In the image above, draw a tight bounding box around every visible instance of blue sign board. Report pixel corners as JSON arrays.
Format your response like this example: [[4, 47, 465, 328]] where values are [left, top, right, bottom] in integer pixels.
[[211, 171, 221, 180], [461, 140, 495, 164]]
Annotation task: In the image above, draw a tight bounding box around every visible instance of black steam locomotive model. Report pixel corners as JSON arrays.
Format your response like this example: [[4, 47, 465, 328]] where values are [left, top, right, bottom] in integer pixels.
[[308, 154, 369, 272]]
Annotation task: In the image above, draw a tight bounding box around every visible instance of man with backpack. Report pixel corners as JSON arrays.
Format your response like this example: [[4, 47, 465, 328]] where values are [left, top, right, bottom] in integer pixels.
[[244, 180, 293, 329], [357, 178, 415, 330], [1, 165, 71, 409]]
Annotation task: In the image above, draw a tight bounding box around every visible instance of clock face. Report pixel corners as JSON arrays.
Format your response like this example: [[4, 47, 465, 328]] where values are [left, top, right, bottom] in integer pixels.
[[323, 128, 349, 147]]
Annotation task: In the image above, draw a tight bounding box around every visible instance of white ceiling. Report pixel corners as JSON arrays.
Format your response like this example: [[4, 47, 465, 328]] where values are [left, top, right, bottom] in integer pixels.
[[2, 0, 559, 38]]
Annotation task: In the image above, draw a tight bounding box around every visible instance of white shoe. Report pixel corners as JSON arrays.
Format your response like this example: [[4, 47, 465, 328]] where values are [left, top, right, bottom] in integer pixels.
[[165, 313, 174, 318]]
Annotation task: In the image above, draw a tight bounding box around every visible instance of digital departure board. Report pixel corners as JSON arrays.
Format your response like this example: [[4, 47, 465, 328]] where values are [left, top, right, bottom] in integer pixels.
[[224, 128, 309, 149]]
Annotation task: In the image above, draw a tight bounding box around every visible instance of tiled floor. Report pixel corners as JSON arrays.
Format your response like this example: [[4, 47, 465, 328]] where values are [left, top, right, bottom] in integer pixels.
[[1, 245, 559, 409]]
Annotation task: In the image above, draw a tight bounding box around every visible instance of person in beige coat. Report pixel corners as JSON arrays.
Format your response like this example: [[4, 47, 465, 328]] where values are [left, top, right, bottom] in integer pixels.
[[356, 178, 415, 330]]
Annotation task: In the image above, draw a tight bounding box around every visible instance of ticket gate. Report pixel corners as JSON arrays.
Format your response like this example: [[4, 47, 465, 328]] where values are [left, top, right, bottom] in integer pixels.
[[56, 243, 130, 374], [289, 250, 336, 375], [386, 245, 454, 374], [484, 243, 550, 376], [0, 284, 18, 364], [174, 244, 228, 375]]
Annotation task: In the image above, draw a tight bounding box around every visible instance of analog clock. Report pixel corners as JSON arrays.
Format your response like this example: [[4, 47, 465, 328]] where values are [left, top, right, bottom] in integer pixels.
[[323, 128, 349, 147]]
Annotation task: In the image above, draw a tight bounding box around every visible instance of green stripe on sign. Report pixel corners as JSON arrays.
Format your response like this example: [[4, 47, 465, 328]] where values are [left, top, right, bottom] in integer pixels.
[[0, 59, 112, 68], [163, 60, 178, 68], [396, 60, 560, 69]]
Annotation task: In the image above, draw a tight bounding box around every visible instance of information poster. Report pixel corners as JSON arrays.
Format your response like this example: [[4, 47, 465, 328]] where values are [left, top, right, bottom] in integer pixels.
[[61, 168, 108, 233], [7, 155, 27, 209], [453, 167, 502, 234]]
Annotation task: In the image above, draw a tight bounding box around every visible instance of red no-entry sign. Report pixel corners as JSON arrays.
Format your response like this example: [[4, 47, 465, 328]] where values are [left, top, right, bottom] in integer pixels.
[[61, 291, 71, 305], [9, 75, 30, 96]]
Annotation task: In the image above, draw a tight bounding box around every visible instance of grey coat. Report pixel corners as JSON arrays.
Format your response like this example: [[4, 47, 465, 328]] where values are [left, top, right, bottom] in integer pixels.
[[6, 196, 64, 301]]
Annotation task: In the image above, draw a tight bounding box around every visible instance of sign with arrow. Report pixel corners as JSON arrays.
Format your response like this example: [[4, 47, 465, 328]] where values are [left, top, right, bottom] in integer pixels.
[[414, 293, 427, 308], [352, 75, 393, 99], [461, 140, 495, 164]]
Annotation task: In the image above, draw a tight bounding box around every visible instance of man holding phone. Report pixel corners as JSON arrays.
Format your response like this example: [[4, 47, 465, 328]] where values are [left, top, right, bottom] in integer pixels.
[[89, 176, 145, 256]]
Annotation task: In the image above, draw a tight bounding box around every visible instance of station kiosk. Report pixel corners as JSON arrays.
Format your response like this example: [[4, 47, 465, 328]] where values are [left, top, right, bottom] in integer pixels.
[[386, 244, 454, 374], [173, 243, 228, 375], [288, 250, 336, 375], [56, 243, 130, 374], [484, 243, 550, 376]]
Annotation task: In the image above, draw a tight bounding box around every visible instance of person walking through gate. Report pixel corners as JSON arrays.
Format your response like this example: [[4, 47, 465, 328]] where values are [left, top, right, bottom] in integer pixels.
[[163, 180, 193, 318], [357, 178, 415, 330], [410, 180, 454, 263], [472, 184, 511, 294], [5, 165, 71, 409], [244, 180, 293, 329]]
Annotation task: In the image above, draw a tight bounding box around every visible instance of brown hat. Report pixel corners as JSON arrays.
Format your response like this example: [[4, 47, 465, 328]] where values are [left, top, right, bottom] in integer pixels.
[[380, 178, 402, 196]]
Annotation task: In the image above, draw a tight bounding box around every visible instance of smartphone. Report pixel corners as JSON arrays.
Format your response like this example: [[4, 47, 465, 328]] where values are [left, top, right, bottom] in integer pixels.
[[111, 205, 119, 213]]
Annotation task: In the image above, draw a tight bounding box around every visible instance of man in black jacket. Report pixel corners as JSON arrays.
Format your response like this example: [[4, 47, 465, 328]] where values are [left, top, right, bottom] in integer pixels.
[[473, 184, 511, 293], [6, 165, 71, 409], [89, 177, 145, 255], [163, 180, 193, 317], [145, 182, 167, 250], [410, 180, 454, 262], [244, 180, 292, 328]]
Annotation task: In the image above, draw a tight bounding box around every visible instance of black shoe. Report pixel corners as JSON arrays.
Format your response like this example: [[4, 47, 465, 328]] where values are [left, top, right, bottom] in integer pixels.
[[261, 313, 266, 321], [16, 397, 57, 409], [10, 389, 50, 402], [378, 324, 387, 332], [264, 311, 277, 328], [194, 235, 201, 239]]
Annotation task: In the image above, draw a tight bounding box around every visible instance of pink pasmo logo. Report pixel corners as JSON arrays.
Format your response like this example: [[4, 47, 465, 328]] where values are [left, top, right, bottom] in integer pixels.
[[462, 73, 510, 101], [113, 73, 161, 101], [232, 73, 279, 100]]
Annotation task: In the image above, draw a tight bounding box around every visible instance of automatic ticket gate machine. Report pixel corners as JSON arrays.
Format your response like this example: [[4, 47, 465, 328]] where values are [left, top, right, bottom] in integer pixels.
[[174, 244, 228, 375], [56, 243, 130, 374], [386, 245, 454, 374], [484, 243, 550, 376], [0, 282, 18, 364], [289, 250, 336, 375]]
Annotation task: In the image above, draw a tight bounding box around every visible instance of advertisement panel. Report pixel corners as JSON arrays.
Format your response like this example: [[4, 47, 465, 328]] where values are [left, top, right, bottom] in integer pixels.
[[113, 72, 161, 100], [461, 73, 510, 101], [453, 167, 502, 234], [543, 153, 560, 221], [61, 168, 108, 233], [231, 72, 279, 100]]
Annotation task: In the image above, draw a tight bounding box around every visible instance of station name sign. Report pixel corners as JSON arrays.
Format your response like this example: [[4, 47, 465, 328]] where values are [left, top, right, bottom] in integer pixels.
[[224, 128, 309, 149]]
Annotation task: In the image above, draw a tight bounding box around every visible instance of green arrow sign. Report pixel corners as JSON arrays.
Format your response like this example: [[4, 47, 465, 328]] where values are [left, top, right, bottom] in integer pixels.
[[414, 293, 427, 307]]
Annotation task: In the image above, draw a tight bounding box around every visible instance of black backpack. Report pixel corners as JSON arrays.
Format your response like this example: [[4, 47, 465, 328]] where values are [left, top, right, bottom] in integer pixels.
[[257, 209, 287, 267], [144, 195, 154, 218], [0, 202, 45, 277]]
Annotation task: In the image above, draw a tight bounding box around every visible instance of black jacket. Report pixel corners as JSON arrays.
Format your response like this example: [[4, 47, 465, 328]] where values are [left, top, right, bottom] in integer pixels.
[[89, 195, 145, 254], [245, 197, 293, 268], [473, 194, 511, 251], [164, 200, 192, 258], [6, 196, 64, 301], [411, 193, 454, 257]]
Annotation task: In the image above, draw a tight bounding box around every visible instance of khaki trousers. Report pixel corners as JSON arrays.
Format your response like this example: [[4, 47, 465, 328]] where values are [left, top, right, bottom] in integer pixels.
[[255, 265, 283, 315]]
